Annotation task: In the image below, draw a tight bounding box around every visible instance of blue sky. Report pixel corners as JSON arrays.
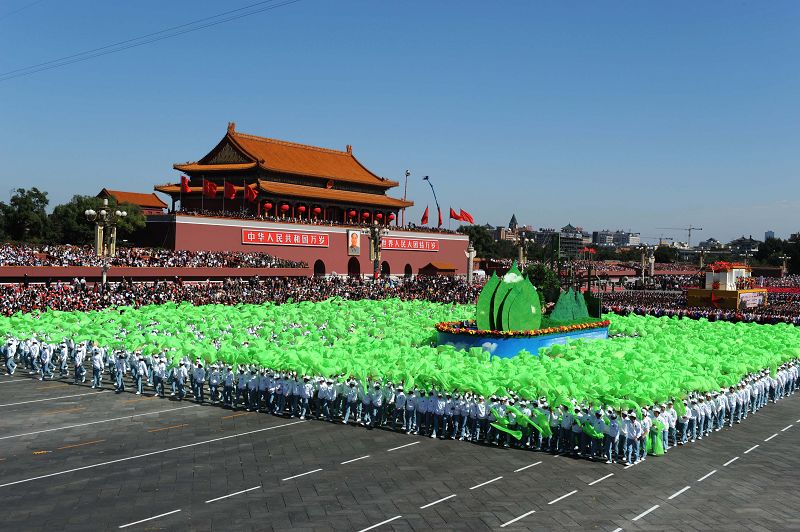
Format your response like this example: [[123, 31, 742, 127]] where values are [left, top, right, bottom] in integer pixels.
[[1, 0, 798, 244]]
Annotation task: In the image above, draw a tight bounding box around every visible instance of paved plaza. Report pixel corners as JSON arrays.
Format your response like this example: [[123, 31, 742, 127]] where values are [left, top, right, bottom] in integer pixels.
[[1, 373, 798, 531]]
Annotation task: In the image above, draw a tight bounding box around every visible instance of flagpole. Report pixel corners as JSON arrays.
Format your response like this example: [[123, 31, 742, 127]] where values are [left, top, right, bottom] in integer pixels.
[[423, 176, 442, 227], [402, 169, 410, 227]]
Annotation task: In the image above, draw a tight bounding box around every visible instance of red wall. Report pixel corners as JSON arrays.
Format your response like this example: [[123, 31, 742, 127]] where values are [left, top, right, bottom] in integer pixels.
[[150, 215, 469, 276]]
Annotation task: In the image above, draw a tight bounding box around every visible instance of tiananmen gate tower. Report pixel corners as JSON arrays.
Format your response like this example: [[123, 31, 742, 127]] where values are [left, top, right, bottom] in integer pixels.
[[148, 123, 469, 277]]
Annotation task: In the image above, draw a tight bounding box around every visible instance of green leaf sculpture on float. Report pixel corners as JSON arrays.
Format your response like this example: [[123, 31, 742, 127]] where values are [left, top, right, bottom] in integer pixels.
[[550, 287, 590, 323], [475, 262, 542, 332]]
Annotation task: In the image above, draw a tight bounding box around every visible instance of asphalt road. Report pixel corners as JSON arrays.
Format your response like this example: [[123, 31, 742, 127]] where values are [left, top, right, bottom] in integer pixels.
[[1, 372, 798, 531]]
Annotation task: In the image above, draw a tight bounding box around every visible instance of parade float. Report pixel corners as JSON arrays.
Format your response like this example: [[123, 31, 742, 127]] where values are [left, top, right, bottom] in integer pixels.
[[436, 263, 610, 358], [686, 261, 769, 310]]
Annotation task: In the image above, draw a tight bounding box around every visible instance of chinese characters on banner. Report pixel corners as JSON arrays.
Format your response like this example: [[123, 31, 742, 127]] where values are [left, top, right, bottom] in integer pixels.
[[242, 229, 330, 247], [381, 237, 439, 252]]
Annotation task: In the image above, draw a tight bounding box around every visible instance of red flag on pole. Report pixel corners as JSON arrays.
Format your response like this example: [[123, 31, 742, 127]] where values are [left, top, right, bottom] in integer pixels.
[[449, 207, 462, 221], [420, 206, 429, 225], [437, 207, 443, 228], [224, 181, 237, 200], [245, 184, 258, 203], [459, 209, 475, 224], [180, 175, 191, 194], [202, 179, 217, 198]]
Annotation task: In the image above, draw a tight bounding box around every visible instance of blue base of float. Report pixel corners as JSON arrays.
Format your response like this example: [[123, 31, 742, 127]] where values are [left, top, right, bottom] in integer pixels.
[[437, 327, 609, 358]]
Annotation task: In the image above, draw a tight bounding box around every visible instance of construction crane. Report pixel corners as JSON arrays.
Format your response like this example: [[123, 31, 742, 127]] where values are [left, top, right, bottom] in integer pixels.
[[657, 226, 703, 248]]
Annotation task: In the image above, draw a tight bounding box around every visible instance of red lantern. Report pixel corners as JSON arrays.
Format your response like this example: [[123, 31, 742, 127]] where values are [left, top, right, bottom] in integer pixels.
[[298, 205, 306, 213], [362, 212, 370, 219], [264, 202, 273, 210], [280, 204, 289, 212], [388, 213, 395, 221], [313, 207, 322, 215], [348, 210, 356, 218], [375, 213, 383, 220]]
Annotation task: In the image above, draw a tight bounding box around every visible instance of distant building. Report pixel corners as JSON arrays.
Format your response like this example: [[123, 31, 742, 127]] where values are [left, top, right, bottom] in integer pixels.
[[791, 232, 800, 242], [559, 223, 585, 258], [592, 229, 614, 247], [494, 226, 519, 242], [728, 235, 761, 256], [698, 238, 726, 250], [612, 230, 641, 247], [508, 214, 519, 231], [765, 230, 775, 241]]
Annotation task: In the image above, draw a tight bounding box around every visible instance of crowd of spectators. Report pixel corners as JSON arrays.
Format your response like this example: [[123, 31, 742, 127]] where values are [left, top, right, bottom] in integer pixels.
[[602, 290, 800, 325], [0, 244, 306, 269], [0, 276, 482, 316], [178, 209, 459, 235]]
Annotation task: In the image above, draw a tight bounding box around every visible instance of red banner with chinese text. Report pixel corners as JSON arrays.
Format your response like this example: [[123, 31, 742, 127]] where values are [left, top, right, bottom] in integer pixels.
[[381, 237, 439, 252], [242, 229, 329, 247]]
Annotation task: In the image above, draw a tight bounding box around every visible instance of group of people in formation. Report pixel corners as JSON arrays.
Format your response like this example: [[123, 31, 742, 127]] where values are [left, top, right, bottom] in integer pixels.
[[3, 334, 797, 465]]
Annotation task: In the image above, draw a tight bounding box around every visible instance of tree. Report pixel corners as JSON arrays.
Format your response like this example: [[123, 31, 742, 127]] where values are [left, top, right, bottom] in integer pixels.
[[49, 195, 146, 245], [457, 225, 495, 258], [0, 201, 8, 241], [653, 245, 678, 263], [754, 237, 788, 266], [524, 262, 561, 303], [4, 188, 49, 241], [493, 239, 518, 259]]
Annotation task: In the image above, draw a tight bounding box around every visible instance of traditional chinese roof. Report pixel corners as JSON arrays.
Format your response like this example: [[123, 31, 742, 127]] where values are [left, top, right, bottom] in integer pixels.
[[98, 189, 167, 209], [174, 122, 399, 188], [257, 180, 412, 209]]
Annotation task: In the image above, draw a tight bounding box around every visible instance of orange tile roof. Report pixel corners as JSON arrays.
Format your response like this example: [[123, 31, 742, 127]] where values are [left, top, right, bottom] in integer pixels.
[[99, 189, 167, 209], [258, 180, 412, 209], [154, 184, 201, 194], [173, 163, 257, 172], [173, 123, 399, 188], [423, 262, 457, 271]]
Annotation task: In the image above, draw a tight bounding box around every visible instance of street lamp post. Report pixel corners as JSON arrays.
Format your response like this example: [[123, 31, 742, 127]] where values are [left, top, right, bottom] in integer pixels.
[[85, 198, 127, 287], [364, 223, 389, 280]]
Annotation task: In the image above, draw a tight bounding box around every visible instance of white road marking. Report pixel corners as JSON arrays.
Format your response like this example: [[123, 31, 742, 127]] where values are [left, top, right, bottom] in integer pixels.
[[764, 433, 778, 442], [632, 504, 659, 521], [119, 509, 181, 528], [781, 424, 793, 432], [668, 486, 691, 500], [513, 461, 542, 473], [744, 444, 759, 454], [588, 473, 614, 486], [0, 420, 304, 489], [340, 455, 370, 465], [419, 494, 456, 509], [205, 486, 261, 503], [0, 405, 198, 441], [697, 469, 717, 482], [623, 463, 636, 469], [0, 390, 108, 407], [357, 515, 402, 532], [500, 509, 536, 528], [0, 379, 28, 385], [611, 528, 623, 532], [386, 441, 419, 452], [281, 468, 322, 481], [723, 456, 739, 467], [469, 476, 503, 490], [548, 489, 578, 505]]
